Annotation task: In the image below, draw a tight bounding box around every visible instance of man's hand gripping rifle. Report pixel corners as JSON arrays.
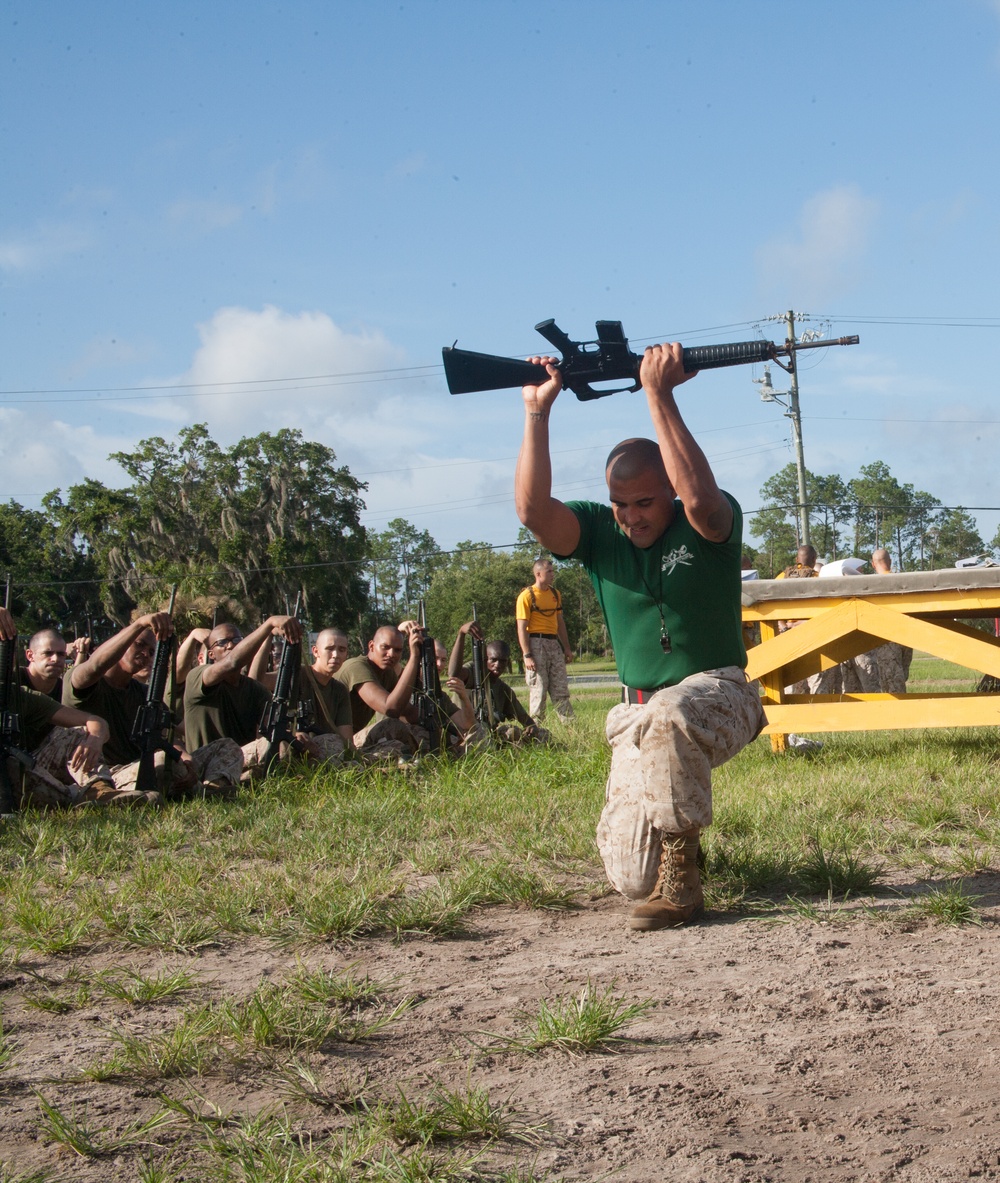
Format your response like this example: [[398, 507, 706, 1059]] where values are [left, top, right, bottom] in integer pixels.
[[443, 319, 859, 400], [131, 585, 183, 796]]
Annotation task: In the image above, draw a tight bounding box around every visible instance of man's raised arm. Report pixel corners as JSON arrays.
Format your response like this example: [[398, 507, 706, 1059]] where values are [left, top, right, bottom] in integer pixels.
[[69, 613, 172, 692], [513, 357, 581, 557], [639, 343, 732, 543]]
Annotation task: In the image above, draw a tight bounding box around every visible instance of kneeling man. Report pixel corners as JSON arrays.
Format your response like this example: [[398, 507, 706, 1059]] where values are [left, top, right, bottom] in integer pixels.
[[514, 343, 764, 930]]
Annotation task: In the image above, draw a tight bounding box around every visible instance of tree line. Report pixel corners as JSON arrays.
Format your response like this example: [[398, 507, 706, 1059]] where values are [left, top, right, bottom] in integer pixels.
[[2, 426, 994, 652], [749, 460, 993, 577], [0, 424, 606, 663]]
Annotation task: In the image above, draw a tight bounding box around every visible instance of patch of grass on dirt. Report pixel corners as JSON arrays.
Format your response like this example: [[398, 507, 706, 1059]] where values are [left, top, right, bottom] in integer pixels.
[[909, 880, 983, 926], [481, 980, 654, 1055]]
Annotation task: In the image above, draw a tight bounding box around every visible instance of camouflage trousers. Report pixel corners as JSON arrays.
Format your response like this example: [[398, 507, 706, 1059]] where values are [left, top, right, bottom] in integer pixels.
[[23, 730, 244, 807], [851, 643, 912, 694], [354, 717, 473, 760], [112, 738, 245, 798], [241, 732, 347, 779], [525, 636, 574, 722], [22, 726, 115, 808], [597, 667, 765, 900]]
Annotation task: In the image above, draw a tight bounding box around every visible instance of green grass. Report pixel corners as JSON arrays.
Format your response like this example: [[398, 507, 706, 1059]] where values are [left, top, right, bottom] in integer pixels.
[[481, 980, 654, 1056], [909, 880, 983, 926], [5, 667, 1000, 1179]]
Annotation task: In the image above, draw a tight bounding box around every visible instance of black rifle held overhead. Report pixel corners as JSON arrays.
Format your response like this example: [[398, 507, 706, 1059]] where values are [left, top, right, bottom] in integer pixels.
[[443, 319, 860, 402], [1, 574, 34, 815], [130, 585, 182, 796], [416, 602, 443, 752], [259, 593, 303, 777]]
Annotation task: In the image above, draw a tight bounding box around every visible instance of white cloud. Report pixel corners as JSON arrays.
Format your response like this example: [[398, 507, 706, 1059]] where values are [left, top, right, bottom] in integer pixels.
[[756, 183, 878, 304], [0, 408, 136, 502], [0, 221, 92, 273]]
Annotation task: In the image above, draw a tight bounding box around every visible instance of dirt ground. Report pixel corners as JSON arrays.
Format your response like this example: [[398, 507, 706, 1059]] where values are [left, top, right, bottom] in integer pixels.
[[4, 876, 1000, 1182]]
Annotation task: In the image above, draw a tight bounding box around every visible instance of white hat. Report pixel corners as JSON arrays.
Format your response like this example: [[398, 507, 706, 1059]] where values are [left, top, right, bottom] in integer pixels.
[[818, 557, 867, 577]]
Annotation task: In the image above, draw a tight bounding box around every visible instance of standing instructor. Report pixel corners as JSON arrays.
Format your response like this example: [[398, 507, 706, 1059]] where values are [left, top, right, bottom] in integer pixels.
[[516, 558, 574, 723], [514, 342, 764, 931]]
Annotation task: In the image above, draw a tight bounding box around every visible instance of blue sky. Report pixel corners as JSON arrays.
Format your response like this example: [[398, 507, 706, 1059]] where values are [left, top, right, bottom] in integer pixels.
[[3, 0, 1000, 558]]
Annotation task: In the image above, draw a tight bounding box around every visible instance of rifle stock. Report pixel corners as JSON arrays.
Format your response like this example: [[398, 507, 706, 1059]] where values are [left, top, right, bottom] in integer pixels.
[[443, 319, 859, 402]]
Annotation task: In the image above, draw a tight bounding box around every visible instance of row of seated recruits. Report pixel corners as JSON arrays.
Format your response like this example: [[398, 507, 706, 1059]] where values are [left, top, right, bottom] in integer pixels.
[[0, 607, 549, 811]]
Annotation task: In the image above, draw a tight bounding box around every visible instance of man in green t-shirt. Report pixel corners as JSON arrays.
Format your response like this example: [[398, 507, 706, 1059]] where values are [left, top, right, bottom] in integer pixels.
[[2, 606, 119, 807], [514, 341, 765, 932], [248, 625, 353, 762]]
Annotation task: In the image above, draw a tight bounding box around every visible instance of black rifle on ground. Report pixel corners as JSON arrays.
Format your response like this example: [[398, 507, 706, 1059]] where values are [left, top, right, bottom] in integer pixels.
[[259, 593, 303, 777], [415, 601, 444, 753], [130, 585, 182, 796], [1, 575, 33, 816], [443, 319, 860, 402], [468, 604, 496, 731]]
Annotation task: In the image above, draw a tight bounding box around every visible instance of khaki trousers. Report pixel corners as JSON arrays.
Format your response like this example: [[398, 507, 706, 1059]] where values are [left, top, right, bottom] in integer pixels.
[[525, 635, 574, 722]]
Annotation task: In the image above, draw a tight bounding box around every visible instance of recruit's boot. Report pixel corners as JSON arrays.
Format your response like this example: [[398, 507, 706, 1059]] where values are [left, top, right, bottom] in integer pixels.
[[76, 780, 162, 808], [628, 828, 704, 931]]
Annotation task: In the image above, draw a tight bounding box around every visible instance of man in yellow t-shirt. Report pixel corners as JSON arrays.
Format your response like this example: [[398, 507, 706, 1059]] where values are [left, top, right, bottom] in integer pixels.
[[515, 558, 574, 722]]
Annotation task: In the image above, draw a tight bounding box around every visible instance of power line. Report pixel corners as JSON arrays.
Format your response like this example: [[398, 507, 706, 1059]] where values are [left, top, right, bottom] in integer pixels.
[[3, 312, 999, 406]]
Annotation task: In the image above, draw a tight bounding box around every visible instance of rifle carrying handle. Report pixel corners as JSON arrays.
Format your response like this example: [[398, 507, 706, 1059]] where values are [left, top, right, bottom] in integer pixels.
[[681, 340, 776, 372]]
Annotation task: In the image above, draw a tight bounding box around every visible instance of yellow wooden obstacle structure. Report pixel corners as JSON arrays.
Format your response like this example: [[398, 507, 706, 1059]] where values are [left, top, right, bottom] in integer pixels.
[[741, 567, 1000, 751]]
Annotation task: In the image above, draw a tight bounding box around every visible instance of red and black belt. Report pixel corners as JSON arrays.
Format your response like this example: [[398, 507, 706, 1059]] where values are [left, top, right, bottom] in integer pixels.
[[621, 684, 669, 705]]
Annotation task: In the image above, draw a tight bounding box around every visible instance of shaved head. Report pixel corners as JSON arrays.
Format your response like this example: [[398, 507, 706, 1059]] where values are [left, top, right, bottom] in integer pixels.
[[373, 625, 402, 647], [27, 628, 64, 652], [316, 627, 348, 649], [605, 438, 668, 485]]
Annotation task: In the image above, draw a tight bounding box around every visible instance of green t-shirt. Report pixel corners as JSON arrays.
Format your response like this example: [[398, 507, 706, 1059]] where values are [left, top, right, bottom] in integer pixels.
[[560, 494, 746, 690], [19, 686, 63, 754], [297, 664, 352, 735], [63, 673, 146, 766], [183, 664, 271, 750], [335, 656, 399, 733]]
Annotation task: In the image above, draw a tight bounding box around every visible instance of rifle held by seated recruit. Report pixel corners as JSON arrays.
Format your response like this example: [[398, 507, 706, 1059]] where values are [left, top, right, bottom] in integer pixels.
[[259, 593, 303, 777], [1, 575, 33, 815], [131, 585, 182, 796], [469, 604, 495, 730], [415, 602, 444, 753], [443, 319, 859, 402]]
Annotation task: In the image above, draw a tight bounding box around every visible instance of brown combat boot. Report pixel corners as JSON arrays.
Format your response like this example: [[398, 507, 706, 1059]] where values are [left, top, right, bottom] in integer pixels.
[[76, 780, 163, 808], [628, 828, 704, 931]]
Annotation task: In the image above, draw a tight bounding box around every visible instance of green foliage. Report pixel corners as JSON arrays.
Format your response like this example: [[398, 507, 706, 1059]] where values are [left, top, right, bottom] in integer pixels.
[[0, 499, 101, 633], [368, 518, 444, 626], [749, 457, 980, 571], [44, 423, 369, 627], [424, 543, 534, 664]]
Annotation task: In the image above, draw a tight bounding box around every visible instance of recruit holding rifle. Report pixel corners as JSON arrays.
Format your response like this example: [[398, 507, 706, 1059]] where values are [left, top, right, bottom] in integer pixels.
[[130, 584, 182, 796], [259, 592, 308, 776], [443, 318, 858, 400]]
